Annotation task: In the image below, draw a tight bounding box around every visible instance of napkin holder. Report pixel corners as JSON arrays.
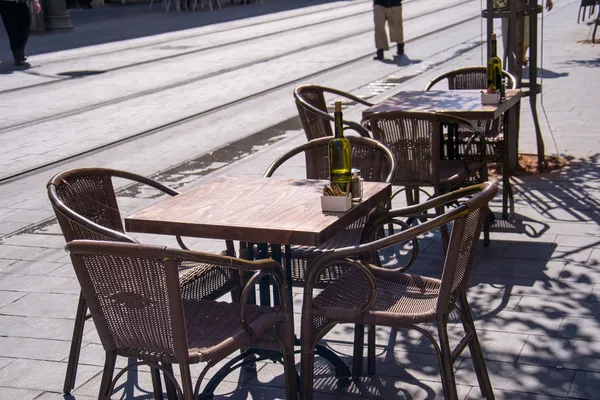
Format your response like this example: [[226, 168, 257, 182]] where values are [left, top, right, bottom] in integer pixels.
[[321, 194, 352, 213], [481, 92, 501, 105]]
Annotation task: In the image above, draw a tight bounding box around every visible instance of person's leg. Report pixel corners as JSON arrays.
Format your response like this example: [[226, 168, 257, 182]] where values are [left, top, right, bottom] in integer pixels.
[[14, 2, 31, 63], [374, 4, 389, 59], [387, 5, 404, 55], [0, 2, 22, 56], [522, 17, 529, 64]]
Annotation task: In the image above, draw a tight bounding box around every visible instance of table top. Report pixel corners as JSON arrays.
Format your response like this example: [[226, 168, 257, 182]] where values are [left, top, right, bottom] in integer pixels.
[[125, 175, 391, 247], [362, 89, 522, 120]]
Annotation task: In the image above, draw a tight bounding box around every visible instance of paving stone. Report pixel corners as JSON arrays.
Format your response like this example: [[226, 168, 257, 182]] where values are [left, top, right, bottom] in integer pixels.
[[412, 327, 528, 363], [34, 392, 96, 400], [518, 334, 600, 372], [559, 263, 600, 284], [0, 315, 24, 331], [0, 357, 15, 371], [0, 260, 64, 275], [567, 370, 600, 399], [0, 290, 26, 308], [515, 295, 600, 319], [0, 292, 78, 318], [0, 387, 43, 400], [455, 359, 575, 397], [0, 337, 71, 362], [0, 359, 101, 392], [0, 273, 76, 294], [473, 310, 563, 337], [554, 234, 600, 248], [472, 258, 566, 280], [464, 388, 565, 399], [559, 316, 600, 340], [469, 277, 594, 301], [0, 316, 77, 341]]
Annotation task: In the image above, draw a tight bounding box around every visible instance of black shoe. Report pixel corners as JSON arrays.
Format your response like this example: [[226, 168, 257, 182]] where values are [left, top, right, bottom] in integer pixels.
[[397, 43, 404, 55], [373, 49, 384, 60]]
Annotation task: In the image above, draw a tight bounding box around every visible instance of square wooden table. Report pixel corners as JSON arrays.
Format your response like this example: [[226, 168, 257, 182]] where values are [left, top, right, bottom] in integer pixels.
[[125, 175, 391, 247], [363, 89, 521, 219]]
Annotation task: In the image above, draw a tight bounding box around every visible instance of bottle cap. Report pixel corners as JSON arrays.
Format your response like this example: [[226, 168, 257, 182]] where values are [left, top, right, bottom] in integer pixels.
[[351, 168, 361, 177], [492, 33, 496, 40], [334, 100, 342, 113]]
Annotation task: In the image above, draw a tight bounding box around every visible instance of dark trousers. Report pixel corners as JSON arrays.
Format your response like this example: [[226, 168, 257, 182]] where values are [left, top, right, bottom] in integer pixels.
[[0, 1, 31, 60]]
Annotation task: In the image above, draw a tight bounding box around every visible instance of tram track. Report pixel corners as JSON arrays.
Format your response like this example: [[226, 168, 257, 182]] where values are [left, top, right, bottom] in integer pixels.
[[0, 0, 473, 133], [2, 0, 385, 95], [0, 11, 481, 185]]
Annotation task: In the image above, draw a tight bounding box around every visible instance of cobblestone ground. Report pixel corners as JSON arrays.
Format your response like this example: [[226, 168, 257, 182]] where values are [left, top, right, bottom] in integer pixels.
[[0, 0, 599, 399]]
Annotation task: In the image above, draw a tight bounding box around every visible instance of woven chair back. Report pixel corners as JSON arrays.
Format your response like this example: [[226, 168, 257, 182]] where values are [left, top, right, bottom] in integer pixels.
[[364, 111, 441, 187], [67, 240, 188, 363], [426, 66, 517, 91], [51, 171, 124, 242], [436, 185, 495, 313], [295, 86, 332, 140]]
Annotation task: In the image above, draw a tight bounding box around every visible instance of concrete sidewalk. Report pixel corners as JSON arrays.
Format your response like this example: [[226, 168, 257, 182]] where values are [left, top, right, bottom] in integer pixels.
[[0, 0, 599, 399]]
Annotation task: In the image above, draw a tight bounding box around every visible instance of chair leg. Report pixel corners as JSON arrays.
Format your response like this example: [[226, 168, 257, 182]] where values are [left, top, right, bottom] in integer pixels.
[[437, 315, 459, 400], [281, 333, 299, 400], [163, 363, 177, 400], [434, 186, 449, 253], [459, 293, 494, 399], [63, 292, 88, 394], [352, 324, 364, 380], [98, 352, 117, 400], [300, 347, 315, 400], [180, 363, 194, 400], [367, 325, 376, 375], [150, 366, 164, 400]]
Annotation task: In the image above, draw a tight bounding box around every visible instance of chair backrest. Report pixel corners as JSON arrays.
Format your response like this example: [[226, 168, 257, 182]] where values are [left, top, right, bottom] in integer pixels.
[[294, 84, 372, 140], [294, 85, 333, 140], [436, 183, 497, 313], [67, 240, 189, 363], [424, 66, 517, 91], [362, 111, 443, 187], [47, 168, 178, 243], [263, 136, 396, 184]]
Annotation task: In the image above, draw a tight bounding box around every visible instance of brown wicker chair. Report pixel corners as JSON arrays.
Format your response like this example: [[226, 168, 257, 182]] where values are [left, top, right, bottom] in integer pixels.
[[424, 66, 517, 163], [361, 110, 490, 247], [263, 136, 418, 287], [294, 84, 373, 140], [66, 240, 297, 400], [47, 167, 240, 395], [300, 182, 497, 400]]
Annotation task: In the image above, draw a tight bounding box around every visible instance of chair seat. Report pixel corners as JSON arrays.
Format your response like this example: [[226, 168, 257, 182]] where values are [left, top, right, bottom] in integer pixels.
[[184, 300, 281, 364], [313, 267, 441, 326], [440, 160, 481, 185], [179, 261, 238, 301]]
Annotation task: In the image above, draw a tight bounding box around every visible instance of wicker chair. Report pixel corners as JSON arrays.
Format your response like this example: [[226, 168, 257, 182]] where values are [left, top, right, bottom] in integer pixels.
[[300, 182, 497, 400], [263, 136, 418, 287], [47, 167, 240, 395], [66, 240, 297, 400], [361, 110, 490, 247], [294, 84, 373, 140], [425, 66, 517, 163]]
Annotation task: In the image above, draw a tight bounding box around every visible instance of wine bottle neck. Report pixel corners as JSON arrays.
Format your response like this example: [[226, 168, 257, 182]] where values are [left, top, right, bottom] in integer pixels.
[[491, 38, 497, 58], [334, 111, 344, 138]]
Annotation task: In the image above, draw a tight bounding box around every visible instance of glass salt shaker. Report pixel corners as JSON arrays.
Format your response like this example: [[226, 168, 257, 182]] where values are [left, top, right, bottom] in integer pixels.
[[351, 168, 363, 202]]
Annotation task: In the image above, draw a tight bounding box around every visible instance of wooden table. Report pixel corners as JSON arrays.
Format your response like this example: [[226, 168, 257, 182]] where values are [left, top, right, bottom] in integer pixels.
[[126, 175, 391, 395], [126, 175, 391, 247], [363, 89, 522, 219]]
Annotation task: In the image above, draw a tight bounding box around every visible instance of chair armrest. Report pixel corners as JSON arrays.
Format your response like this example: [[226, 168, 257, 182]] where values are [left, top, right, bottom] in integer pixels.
[[239, 266, 288, 336], [303, 257, 377, 317]]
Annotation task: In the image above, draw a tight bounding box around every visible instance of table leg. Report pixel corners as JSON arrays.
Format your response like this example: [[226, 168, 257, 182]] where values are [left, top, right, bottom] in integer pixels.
[[256, 243, 271, 307], [270, 243, 281, 306], [502, 108, 515, 219]]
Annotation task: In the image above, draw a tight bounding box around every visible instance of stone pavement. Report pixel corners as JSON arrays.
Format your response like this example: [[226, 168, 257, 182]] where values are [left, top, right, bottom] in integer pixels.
[[0, 0, 599, 399]]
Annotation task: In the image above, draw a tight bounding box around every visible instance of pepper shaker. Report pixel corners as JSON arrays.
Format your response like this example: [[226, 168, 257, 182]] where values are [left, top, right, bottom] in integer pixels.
[[351, 168, 363, 202]]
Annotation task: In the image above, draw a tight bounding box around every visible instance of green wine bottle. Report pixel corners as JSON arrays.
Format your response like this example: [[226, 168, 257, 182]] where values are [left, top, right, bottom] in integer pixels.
[[487, 33, 503, 92], [329, 100, 352, 192]]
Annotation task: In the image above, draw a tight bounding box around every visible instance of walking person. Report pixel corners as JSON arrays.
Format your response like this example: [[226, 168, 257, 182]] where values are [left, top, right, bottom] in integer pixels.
[[0, 0, 41, 66], [373, 0, 404, 60]]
